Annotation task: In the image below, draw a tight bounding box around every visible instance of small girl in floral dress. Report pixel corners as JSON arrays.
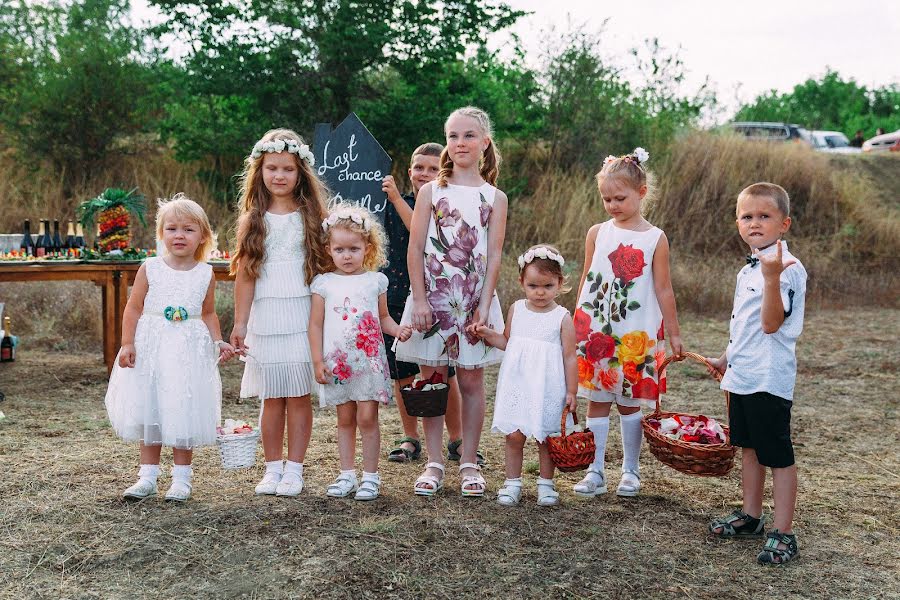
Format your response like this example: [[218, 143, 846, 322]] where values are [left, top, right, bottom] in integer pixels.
[[308, 205, 412, 501]]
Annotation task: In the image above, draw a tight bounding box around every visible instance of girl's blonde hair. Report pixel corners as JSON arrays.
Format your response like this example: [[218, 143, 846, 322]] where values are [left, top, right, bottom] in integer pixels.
[[321, 204, 388, 272], [230, 128, 330, 283], [156, 193, 215, 261], [436, 106, 501, 188], [518, 244, 571, 294], [595, 152, 657, 210]]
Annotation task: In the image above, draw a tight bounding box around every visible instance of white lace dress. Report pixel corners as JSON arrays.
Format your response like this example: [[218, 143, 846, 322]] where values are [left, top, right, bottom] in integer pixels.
[[491, 300, 568, 442], [311, 272, 392, 407], [240, 211, 314, 400], [105, 257, 221, 448]]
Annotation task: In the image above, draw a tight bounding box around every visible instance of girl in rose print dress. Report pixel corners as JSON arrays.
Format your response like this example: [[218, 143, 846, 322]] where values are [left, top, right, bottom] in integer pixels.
[[395, 106, 508, 498], [308, 205, 412, 501], [572, 148, 684, 499]]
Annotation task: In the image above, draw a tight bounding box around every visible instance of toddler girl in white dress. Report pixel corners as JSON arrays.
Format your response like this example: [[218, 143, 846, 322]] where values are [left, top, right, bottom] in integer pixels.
[[477, 245, 578, 506]]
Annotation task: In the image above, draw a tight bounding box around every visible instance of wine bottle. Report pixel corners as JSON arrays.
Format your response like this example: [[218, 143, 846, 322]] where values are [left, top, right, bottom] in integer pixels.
[[52, 220, 63, 255], [34, 221, 47, 258], [64, 221, 76, 249], [1, 317, 14, 363], [75, 223, 85, 252], [19, 219, 34, 256]]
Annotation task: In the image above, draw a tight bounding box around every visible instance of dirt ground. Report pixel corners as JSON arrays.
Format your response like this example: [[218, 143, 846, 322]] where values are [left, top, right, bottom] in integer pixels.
[[0, 309, 897, 599]]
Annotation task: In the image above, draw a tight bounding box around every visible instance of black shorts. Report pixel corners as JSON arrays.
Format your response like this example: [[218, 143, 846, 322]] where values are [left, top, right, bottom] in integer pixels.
[[728, 391, 795, 468], [383, 304, 456, 381]]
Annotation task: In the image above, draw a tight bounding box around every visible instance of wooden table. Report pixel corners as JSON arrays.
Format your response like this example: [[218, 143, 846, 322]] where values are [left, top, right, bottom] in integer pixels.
[[0, 261, 234, 371]]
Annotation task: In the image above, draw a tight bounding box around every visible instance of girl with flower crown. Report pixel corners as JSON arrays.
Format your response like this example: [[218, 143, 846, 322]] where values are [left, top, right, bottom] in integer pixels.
[[572, 148, 684, 499], [307, 205, 412, 500], [230, 129, 329, 498], [394, 106, 508, 498], [476, 244, 578, 506]]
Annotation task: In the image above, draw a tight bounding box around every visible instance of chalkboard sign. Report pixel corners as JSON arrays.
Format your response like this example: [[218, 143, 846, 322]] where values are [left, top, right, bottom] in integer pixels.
[[313, 113, 392, 223]]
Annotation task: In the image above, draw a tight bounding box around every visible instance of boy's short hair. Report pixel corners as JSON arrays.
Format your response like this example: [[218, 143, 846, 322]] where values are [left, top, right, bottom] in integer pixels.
[[737, 182, 790, 217], [411, 142, 443, 164]]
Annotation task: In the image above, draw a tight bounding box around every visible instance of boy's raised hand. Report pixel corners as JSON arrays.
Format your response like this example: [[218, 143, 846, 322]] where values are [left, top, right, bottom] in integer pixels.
[[705, 355, 727, 377], [755, 240, 796, 280], [382, 176, 403, 205]]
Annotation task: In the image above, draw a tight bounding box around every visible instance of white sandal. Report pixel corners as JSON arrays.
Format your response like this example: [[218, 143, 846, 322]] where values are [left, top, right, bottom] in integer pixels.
[[164, 479, 192, 503], [122, 478, 157, 501], [536, 478, 560, 506], [459, 462, 486, 497], [573, 469, 607, 497], [326, 472, 358, 498], [496, 478, 523, 506], [354, 473, 381, 501], [617, 469, 641, 497], [414, 462, 445, 496]]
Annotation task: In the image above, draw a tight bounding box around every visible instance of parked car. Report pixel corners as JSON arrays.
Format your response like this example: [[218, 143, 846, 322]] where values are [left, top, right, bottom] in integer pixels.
[[726, 122, 813, 145], [862, 129, 900, 152], [809, 131, 861, 154]]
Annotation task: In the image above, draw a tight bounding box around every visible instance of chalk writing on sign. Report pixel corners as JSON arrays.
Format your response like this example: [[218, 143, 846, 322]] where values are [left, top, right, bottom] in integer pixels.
[[313, 113, 392, 223]]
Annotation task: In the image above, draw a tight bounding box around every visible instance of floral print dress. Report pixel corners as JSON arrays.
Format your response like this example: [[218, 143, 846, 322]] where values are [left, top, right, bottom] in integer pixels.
[[575, 220, 667, 405], [395, 181, 505, 369], [310, 271, 392, 407]]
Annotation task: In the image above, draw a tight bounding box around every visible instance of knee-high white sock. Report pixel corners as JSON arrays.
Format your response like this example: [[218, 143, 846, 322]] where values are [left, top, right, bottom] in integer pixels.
[[138, 464, 160, 483], [620, 411, 643, 474], [585, 416, 610, 474]]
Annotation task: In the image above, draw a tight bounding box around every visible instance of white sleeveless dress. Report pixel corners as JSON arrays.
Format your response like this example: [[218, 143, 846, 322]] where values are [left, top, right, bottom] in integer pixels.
[[105, 257, 221, 448], [240, 211, 314, 400], [491, 300, 569, 442], [310, 271, 393, 407], [394, 181, 505, 369]]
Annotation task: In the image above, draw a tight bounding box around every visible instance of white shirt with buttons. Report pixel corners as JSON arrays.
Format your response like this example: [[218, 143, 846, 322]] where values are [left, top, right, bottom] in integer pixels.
[[720, 241, 807, 401]]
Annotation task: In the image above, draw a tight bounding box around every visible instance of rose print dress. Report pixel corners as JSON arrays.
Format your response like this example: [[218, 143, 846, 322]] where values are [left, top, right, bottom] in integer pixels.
[[575, 220, 667, 406], [395, 181, 504, 369], [310, 271, 393, 407]]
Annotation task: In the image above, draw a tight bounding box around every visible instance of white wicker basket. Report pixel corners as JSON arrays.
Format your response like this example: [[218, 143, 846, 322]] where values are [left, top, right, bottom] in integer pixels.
[[216, 430, 260, 470]]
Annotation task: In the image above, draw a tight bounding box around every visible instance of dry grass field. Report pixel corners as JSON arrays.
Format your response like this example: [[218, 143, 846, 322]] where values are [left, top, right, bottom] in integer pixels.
[[1, 308, 897, 599]]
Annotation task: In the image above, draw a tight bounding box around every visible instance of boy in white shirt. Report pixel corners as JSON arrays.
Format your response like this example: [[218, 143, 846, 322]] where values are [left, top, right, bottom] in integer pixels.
[[706, 182, 807, 565]]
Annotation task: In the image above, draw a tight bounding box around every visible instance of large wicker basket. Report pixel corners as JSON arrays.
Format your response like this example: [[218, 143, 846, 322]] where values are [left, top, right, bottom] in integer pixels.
[[216, 429, 260, 470], [642, 351, 736, 477], [400, 372, 449, 418], [546, 408, 596, 472]]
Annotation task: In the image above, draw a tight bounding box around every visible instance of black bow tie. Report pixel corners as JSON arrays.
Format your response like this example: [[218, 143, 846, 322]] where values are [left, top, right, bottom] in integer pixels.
[[746, 255, 759, 267]]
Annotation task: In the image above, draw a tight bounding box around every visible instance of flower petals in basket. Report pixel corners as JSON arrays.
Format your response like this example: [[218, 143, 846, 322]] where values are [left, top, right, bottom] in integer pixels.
[[216, 419, 259, 470], [400, 372, 449, 417], [641, 352, 736, 477], [546, 408, 596, 473]]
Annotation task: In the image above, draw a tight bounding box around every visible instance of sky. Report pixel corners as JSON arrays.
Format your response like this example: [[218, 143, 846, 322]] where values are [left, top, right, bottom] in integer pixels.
[[132, 0, 900, 116], [503, 0, 900, 113]]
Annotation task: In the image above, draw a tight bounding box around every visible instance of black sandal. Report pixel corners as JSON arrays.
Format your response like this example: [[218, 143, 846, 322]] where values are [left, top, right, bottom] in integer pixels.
[[709, 510, 765, 537], [388, 437, 421, 463], [757, 529, 798, 565], [446, 439, 485, 466]]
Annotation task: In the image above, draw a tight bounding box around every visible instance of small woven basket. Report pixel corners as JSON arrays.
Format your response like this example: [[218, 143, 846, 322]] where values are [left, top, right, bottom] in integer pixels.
[[400, 372, 449, 417], [546, 407, 596, 472], [216, 430, 260, 470], [642, 351, 736, 477]]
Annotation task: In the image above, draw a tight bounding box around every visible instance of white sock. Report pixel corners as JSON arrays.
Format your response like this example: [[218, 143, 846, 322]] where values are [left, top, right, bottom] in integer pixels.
[[341, 469, 357, 476], [138, 464, 160, 483], [586, 416, 610, 476], [265, 460, 284, 475], [362, 471, 380, 481], [284, 461, 303, 477], [620, 411, 643, 474], [172, 464, 193, 482]]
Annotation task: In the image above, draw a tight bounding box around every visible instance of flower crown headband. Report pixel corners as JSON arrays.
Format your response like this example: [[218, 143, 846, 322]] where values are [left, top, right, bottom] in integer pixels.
[[603, 147, 649, 168], [322, 207, 372, 233], [517, 246, 565, 270], [251, 138, 315, 167]]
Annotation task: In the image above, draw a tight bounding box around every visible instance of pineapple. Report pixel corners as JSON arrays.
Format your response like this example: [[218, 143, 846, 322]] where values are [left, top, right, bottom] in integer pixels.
[[78, 188, 146, 253]]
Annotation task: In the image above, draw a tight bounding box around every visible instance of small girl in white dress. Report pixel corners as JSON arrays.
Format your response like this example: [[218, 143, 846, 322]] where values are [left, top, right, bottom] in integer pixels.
[[477, 245, 578, 506], [308, 205, 412, 501], [106, 195, 236, 502]]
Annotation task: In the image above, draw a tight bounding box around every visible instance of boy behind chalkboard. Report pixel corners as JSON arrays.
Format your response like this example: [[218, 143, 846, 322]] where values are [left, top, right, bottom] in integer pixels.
[[381, 144, 474, 466]]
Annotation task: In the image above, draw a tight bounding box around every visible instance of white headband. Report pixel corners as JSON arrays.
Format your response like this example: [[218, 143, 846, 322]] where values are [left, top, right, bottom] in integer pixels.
[[517, 247, 565, 270], [251, 138, 315, 166], [322, 208, 371, 233]]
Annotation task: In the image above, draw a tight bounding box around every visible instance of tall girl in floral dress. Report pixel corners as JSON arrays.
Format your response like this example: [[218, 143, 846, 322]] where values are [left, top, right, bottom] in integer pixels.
[[573, 148, 684, 498], [230, 129, 329, 498], [395, 106, 508, 497], [308, 205, 412, 501]]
